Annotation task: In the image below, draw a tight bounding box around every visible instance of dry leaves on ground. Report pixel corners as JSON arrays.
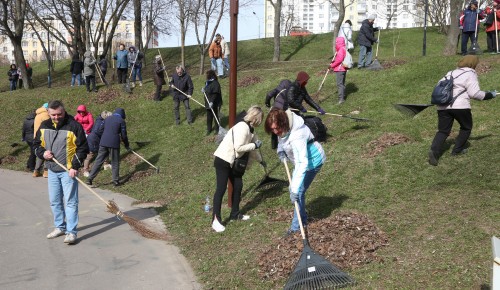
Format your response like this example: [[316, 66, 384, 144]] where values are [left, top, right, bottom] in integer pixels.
[[258, 210, 388, 282], [94, 88, 121, 104], [365, 132, 411, 157], [0, 155, 17, 164], [238, 76, 262, 87], [381, 59, 407, 69]]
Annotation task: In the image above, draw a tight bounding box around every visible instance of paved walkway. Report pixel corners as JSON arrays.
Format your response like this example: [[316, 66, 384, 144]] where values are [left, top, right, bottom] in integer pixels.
[[0, 168, 201, 290]]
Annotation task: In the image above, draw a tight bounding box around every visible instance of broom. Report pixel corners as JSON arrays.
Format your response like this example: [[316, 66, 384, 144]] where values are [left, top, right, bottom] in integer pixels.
[[52, 158, 167, 241], [393, 103, 434, 117], [283, 161, 355, 289], [253, 148, 288, 192]]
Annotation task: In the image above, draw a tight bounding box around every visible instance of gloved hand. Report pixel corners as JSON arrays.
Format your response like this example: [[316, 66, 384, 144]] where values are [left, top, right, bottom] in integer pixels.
[[208, 102, 213, 108], [170, 84, 175, 88], [254, 140, 262, 149], [201, 87, 205, 93], [162, 66, 166, 71], [377, 26, 382, 30], [260, 161, 267, 168], [459, 26, 464, 30], [492, 90, 497, 97], [318, 108, 326, 115], [265, 99, 271, 108], [125, 146, 132, 152], [290, 191, 299, 203], [300, 107, 307, 113], [278, 151, 287, 162], [187, 95, 192, 98]]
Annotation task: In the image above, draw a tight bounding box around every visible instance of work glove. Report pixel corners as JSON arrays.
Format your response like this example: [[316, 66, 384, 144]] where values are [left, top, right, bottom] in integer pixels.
[[265, 98, 271, 108], [459, 26, 464, 30], [300, 107, 307, 113], [187, 95, 192, 98], [260, 161, 267, 168], [318, 108, 326, 115], [254, 140, 262, 149], [492, 90, 497, 97], [290, 191, 299, 204], [278, 151, 288, 162], [208, 102, 213, 108], [125, 146, 132, 152], [201, 87, 205, 93], [377, 26, 382, 30]]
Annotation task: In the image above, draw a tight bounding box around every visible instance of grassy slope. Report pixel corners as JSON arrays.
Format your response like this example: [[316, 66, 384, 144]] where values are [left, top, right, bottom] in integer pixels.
[[1, 27, 499, 289]]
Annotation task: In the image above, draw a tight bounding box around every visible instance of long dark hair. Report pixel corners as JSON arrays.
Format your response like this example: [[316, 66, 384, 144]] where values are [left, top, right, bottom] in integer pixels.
[[206, 69, 217, 80], [264, 108, 289, 135]]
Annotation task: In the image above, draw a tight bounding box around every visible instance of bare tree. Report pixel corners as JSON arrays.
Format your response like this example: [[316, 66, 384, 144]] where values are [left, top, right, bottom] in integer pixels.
[[0, 0, 31, 88], [173, 0, 194, 67], [192, 0, 225, 75], [267, 0, 282, 62], [142, 0, 174, 50]]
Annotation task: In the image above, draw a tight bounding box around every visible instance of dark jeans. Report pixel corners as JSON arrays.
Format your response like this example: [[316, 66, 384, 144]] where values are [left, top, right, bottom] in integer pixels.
[[174, 99, 192, 124], [212, 157, 244, 223], [461, 31, 476, 54], [430, 109, 473, 155], [88, 146, 120, 183], [117, 68, 128, 84], [26, 141, 36, 170], [335, 71, 346, 101], [206, 105, 220, 133], [486, 31, 499, 52], [85, 75, 96, 91], [155, 85, 162, 101]]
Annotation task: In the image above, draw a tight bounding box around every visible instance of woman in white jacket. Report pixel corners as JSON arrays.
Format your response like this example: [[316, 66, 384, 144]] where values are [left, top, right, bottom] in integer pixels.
[[265, 108, 326, 235], [337, 20, 354, 52], [429, 55, 497, 166], [211, 106, 265, 232]]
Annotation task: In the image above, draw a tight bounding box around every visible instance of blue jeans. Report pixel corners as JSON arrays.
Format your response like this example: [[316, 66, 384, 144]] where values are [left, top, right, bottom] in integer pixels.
[[215, 58, 223, 76], [48, 170, 79, 235], [358, 45, 373, 68], [223, 57, 230, 75], [210, 58, 217, 71], [71, 73, 82, 86], [9, 80, 17, 91], [290, 165, 322, 231], [131, 67, 142, 82]]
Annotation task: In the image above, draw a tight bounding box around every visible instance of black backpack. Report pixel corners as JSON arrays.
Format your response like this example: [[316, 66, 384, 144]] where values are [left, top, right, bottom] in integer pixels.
[[431, 70, 468, 106], [303, 116, 327, 142]]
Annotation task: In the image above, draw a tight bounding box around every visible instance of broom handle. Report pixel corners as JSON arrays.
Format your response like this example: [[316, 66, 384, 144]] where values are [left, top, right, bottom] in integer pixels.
[[283, 160, 307, 240], [258, 147, 268, 176], [202, 91, 222, 127], [375, 29, 380, 58], [171, 85, 205, 107], [317, 53, 335, 93], [130, 149, 158, 170], [52, 158, 111, 207], [157, 49, 171, 83], [495, 7, 499, 53], [290, 108, 343, 118]]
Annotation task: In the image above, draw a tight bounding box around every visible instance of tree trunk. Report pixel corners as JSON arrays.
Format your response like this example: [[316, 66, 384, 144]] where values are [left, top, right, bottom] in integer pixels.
[[444, 0, 462, 55], [271, 0, 282, 62]]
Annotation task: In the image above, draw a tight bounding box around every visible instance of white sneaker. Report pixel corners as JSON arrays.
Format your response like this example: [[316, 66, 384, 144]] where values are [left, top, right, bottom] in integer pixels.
[[47, 228, 65, 239], [103, 164, 112, 170], [83, 171, 90, 177], [64, 233, 77, 244], [212, 219, 225, 232], [139, 81, 143, 87], [241, 215, 250, 221]]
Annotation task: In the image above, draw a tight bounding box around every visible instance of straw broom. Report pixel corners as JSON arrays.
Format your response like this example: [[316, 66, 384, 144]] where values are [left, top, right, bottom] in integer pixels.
[[52, 158, 168, 241]]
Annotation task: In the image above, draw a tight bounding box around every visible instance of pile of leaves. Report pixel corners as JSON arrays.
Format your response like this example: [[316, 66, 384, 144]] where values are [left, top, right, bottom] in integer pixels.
[[365, 132, 411, 157], [129, 168, 156, 181], [476, 63, 492, 75], [94, 88, 121, 104], [237, 75, 262, 87], [257, 210, 388, 281], [123, 152, 141, 166], [382, 59, 407, 69], [0, 155, 17, 164]]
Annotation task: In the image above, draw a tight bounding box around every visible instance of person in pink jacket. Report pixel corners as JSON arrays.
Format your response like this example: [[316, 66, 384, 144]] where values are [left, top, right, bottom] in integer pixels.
[[330, 37, 347, 104], [74, 105, 94, 135], [428, 55, 497, 166]]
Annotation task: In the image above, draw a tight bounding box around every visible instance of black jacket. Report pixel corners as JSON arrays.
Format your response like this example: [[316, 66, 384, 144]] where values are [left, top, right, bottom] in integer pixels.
[[87, 115, 105, 152], [357, 19, 379, 47], [33, 113, 88, 172], [266, 79, 292, 109], [98, 108, 129, 149], [285, 80, 321, 112], [203, 79, 222, 109], [170, 72, 194, 101], [22, 112, 35, 143], [70, 59, 84, 74]]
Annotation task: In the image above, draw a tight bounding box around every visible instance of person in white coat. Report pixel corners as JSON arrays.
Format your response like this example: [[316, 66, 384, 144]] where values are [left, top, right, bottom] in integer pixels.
[[338, 20, 354, 52], [265, 108, 326, 235]]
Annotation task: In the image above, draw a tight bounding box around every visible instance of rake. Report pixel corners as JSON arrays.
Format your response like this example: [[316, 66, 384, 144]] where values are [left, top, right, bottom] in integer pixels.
[[52, 158, 167, 240], [367, 30, 383, 71], [130, 149, 160, 173], [283, 161, 355, 289], [393, 103, 434, 117], [254, 148, 288, 192], [291, 108, 371, 122], [157, 49, 171, 83], [314, 54, 336, 98], [203, 91, 227, 142]]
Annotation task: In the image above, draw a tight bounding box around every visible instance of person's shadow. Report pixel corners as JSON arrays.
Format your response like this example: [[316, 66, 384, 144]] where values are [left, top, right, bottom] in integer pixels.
[[307, 194, 350, 220]]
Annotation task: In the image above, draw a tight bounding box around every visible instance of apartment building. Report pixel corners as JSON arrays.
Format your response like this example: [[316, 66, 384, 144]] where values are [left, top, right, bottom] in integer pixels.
[[264, 0, 425, 37], [0, 19, 158, 64]]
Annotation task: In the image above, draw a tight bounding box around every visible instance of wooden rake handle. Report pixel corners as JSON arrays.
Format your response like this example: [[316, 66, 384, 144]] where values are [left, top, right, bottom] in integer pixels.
[[202, 91, 222, 127], [283, 160, 307, 240], [171, 85, 205, 107], [157, 49, 171, 83], [51, 158, 111, 207], [130, 150, 158, 170]]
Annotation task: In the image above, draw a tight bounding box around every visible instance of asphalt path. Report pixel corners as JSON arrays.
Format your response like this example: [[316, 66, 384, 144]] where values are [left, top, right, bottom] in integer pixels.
[[0, 168, 201, 290]]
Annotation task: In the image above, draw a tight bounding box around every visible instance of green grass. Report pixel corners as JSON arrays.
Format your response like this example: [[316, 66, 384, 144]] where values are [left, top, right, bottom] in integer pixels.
[[1, 27, 499, 289]]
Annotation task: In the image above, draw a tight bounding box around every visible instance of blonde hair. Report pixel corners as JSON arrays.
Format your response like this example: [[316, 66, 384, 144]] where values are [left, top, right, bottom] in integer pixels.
[[244, 105, 263, 127], [101, 111, 112, 119]]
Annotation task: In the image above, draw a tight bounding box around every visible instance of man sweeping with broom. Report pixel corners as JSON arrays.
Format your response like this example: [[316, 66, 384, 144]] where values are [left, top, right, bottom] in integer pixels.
[[33, 100, 89, 245]]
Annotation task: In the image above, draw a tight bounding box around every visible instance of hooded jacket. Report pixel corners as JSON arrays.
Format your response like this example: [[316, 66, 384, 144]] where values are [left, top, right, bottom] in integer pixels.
[[22, 112, 36, 143], [357, 19, 378, 47], [484, 6, 500, 33], [330, 37, 347, 72], [267, 79, 292, 110], [170, 71, 194, 101], [83, 51, 96, 76], [153, 58, 166, 86], [203, 78, 222, 109], [277, 110, 326, 194], [98, 108, 129, 149], [74, 105, 94, 134], [285, 72, 322, 112], [460, 6, 486, 32], [209, 40, 223, 59], [86, 115, 105, 152], [34, 106, 50, 138], [33, 112, 89, 172]]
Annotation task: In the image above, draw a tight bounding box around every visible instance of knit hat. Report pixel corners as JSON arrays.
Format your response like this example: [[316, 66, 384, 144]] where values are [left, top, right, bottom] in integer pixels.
[[470, 0, 478, 5], [42, 103, 48, 109], [457, 55, 479, 69], [368, 14, 377, 20], [296, 71, 310, 87]]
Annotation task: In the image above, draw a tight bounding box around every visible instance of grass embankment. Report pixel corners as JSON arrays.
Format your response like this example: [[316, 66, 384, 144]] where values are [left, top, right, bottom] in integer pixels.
[[1, 27, 499, 289]]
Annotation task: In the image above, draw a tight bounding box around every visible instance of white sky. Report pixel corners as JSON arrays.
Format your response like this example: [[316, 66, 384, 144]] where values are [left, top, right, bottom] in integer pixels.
[[158, 1, 265, 47]]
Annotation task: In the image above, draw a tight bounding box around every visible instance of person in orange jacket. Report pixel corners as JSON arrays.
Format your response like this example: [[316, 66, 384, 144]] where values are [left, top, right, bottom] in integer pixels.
[[485, 0, 500, 52]]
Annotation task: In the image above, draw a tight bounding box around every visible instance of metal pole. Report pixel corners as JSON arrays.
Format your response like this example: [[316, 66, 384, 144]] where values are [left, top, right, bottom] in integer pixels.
[[253, 11, 260, 38], [227, 0, 238, 207], [423, 0, 428, 56]]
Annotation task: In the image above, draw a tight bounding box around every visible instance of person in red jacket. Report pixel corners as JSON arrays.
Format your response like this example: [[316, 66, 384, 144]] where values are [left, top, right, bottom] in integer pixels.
[[485, 1, 500, 52], [74, 105, 94, 136], [330, 37, 348, 104]]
